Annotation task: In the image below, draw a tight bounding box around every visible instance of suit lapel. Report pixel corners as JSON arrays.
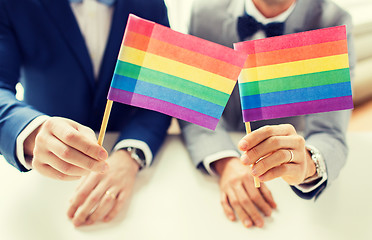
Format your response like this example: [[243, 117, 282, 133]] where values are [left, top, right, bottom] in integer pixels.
[[219, 0, 245, 46], [94, 0, 130, 105], [39, 0, 95, 87], [285, 0, 319, 34], [227, 0, 245, 17]]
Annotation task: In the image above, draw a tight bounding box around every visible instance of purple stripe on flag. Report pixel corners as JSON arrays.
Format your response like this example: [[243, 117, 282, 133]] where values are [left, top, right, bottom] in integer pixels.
[[242, 96, 354, 122], [108, 87, 219, 130]]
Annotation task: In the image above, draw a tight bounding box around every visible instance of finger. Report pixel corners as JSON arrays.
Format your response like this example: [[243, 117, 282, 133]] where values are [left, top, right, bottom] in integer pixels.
[[233, 185, 264, 228], [103, 190, 129, 222], [251, 149, 293, 177], [42, 151, 90, 176], [220, 192, 236, 221], [226, 189, 253, 228], [86, 188, 118, 225], [259, 183, 277, 209], [46, 119, 108, 161], [77, 125, 98, 142], [238, 124, 296, 151], [259, 164, 293, 183], [47, 136, 108, 173], [241, 135, 300, 165], [67, 174, 101, 219], [75, 175, 88, 192], [72, 183, 108, 227], [243, 180, 273, 217], [33, 161, 80, 181]]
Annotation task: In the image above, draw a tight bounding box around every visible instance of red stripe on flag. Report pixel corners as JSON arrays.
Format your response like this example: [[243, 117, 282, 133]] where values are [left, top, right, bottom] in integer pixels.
[[235, 25, 347, 54], [244, 39, 348, 68], [125, 15, 247, 68]]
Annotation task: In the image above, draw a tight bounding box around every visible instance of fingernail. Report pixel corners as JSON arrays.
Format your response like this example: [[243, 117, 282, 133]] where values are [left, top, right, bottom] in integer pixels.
[[228, 215, 235, 221], [244, 220, 252, 228], [251, 167, 257, 176], [256, 220, 263, 228], [239, 140, 248, 150], [265, 210, 272, 217], [101, 164, 109, 172], [241, 153, 249, 164], [99, 150, 107, 161]]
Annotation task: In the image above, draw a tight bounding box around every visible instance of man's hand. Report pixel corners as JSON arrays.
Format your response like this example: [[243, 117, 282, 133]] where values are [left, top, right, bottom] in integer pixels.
[[238, 124, 316, 185], [212, 157, 277, 228], [24, 117, 108, 180], [67, 149, 139, 227]]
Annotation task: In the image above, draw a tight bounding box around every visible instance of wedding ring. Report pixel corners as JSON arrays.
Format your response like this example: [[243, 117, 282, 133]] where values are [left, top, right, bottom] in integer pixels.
[[288, 150, 294, 163], [105, 190, 116, 199]]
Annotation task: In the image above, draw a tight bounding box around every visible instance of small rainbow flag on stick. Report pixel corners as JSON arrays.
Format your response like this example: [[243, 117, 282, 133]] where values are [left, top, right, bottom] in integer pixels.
[[233, 25, 353, 188], [234, 25, 353, 122], [97, 14, 247, 145]]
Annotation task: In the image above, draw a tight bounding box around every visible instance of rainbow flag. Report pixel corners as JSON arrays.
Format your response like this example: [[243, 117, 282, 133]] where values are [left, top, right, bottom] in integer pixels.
[[107, 14, 247, 130], [234, 25, 353, 122]]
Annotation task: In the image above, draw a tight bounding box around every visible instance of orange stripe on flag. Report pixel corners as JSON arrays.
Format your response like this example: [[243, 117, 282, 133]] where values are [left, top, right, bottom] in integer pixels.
[[123, 30, 151, 51], [244, 40, 349, 68]]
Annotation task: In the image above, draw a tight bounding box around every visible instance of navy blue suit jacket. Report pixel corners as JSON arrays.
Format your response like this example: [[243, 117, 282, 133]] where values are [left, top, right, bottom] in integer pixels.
[[0, 0, 171, 171]]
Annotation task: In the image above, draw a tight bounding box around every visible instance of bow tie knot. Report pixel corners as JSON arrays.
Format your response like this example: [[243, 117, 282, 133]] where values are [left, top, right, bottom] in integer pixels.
[[237, 14, 284, 40], [69, 0, 116, 6]]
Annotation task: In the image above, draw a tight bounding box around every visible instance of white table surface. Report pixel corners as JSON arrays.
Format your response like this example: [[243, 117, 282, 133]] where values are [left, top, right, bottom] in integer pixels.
[[0, 132, 371, 240]]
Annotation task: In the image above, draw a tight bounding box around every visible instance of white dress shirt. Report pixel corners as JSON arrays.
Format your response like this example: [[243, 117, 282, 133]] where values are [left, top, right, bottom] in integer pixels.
[[16, 0, 152, 170]]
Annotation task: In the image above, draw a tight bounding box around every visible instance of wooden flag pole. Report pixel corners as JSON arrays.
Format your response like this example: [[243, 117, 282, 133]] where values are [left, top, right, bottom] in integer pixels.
[[245, 122, 260, 188], [98, 100, 113, 146]]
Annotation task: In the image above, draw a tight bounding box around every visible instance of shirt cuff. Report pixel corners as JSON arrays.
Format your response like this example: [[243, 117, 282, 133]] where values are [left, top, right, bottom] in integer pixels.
[[202, 150, 241, 176], [16, 115, 50, 170], [113, 139, 153, 168], [293, 145, 328, 193]]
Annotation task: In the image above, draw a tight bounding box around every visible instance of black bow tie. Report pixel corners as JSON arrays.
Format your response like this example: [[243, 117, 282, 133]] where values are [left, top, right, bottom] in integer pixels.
[[237, 14, 285, 40]]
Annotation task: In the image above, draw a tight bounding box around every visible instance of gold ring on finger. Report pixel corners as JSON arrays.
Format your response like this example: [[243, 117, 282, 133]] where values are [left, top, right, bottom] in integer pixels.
[[105, 190, 116, 199], [287, 150, 294, 163]]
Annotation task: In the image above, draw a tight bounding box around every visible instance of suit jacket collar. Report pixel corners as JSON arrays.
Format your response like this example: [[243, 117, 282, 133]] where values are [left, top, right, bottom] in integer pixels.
[[39, 0, 95, 87], [227, 0, 245, 17], [285, 0, 320, 34]]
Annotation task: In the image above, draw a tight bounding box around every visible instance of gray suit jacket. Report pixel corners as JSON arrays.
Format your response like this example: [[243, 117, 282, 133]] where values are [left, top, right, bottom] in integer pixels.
[[179, 0, 355, 199]]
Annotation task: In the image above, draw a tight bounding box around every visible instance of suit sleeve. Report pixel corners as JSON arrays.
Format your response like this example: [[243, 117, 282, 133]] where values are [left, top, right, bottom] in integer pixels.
[[115, 109, 171, 165], [178, 2, 240, 171], [0, 2, 44, 172], [292, 8, 356, 199], [179, 118, 240, 170]]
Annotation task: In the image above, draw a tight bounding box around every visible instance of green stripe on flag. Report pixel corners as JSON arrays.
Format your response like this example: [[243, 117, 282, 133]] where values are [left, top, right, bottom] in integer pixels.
[[239, 68, 350, 97], [114, 60, 230, 106]]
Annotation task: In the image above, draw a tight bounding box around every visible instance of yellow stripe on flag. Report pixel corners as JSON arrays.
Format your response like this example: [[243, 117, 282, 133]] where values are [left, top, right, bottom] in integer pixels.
[[239, 54, 349, 83], [119, 46, 236, 94]]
